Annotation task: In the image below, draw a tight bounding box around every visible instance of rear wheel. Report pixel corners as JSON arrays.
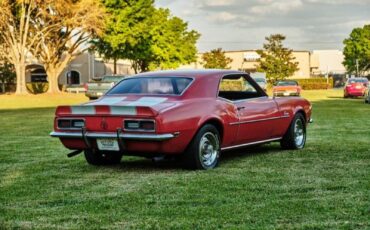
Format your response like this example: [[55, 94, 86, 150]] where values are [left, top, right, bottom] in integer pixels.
[[84, 149, 122, 165], [183, 124, 220, 170], [280, 113, 306, 150]]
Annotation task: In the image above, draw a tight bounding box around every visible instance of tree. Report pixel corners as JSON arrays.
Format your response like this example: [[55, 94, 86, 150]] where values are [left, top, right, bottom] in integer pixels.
[[92, 0, 200, 73], [0, 0, 42, 94], [201, 48, 233, 69], [343, 24, 370, 76], [31, 0, 105, 93], [0, 56, 16, 93], [256, 34, 299, 84]]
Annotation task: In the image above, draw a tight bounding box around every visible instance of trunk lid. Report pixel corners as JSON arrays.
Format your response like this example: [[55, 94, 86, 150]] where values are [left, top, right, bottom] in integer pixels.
[[56, 96, 177, 118]]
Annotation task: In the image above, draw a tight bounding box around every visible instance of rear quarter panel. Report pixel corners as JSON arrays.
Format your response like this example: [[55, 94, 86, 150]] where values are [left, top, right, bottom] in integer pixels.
[[157, 98, 239, 152], [273, 97, 312, 137]]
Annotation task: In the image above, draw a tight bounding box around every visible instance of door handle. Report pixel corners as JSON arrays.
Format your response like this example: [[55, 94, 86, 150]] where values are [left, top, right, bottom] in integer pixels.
[[237, 106, 245, 111]]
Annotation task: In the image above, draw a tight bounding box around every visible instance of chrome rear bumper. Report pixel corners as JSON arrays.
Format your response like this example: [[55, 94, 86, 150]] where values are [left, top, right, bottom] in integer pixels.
[[50, 131, 175, 141]]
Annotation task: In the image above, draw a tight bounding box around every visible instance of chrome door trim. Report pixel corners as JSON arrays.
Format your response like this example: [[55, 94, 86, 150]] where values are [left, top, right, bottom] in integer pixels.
[[221, 137, 282, 151]]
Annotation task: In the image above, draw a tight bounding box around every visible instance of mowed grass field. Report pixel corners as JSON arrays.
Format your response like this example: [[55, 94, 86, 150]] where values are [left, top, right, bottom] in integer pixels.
[[0, 90, 369, 229]]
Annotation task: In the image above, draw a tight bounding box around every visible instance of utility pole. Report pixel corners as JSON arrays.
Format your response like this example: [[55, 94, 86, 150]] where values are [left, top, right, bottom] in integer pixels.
[[356, 59, 359, 77]]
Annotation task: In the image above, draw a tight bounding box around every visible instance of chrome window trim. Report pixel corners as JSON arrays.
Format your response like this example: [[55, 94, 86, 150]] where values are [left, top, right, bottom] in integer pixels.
[[216, 73, 268, 100], [106, 76, 195, 97]]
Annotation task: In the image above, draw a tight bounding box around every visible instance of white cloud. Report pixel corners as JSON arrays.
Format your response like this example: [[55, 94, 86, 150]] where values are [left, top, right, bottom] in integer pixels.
[[250, 0, 303, 15], [305, 0, 370, 4], [156, 0, 370, 51], [207, 12, 237, 22], [202, 0, 236, 7]]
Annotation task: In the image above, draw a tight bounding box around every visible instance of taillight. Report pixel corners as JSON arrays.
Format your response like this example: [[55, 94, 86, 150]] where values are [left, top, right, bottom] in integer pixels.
[[124, 120, 155, 132], [57, 119, 85, 130]]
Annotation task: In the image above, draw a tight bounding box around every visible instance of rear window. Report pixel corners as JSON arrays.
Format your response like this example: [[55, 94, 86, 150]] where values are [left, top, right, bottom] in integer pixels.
[[254, 78, 266, 83], [276, 81, 298, 86], [348, 78, 368, 84], [107, 77, 193, 95]]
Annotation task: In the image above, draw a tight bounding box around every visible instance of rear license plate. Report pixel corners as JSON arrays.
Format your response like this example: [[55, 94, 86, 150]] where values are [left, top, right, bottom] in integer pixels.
[[97, 138, 119, 151], [97, 92, 103, 96], [284, 92, 290, 96]]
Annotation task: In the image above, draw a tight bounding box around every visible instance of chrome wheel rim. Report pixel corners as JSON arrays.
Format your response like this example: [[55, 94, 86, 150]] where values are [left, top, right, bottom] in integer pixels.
[[199, 132, 219, 168], [294, 118, 305, 147]]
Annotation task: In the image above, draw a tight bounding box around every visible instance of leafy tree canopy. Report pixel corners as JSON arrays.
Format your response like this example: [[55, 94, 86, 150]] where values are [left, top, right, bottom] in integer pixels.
[[92, 0, 200, 73], [343, 24, 370, 76], [256, 34, 299, 84], [201, 48, 233, 69]]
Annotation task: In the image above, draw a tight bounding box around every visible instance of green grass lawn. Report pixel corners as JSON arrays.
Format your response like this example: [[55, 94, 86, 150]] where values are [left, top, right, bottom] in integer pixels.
[[0, 90, 369, 229]]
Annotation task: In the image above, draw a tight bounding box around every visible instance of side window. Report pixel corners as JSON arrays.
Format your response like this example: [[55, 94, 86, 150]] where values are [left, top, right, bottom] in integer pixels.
[[218, 75, 263, 101]]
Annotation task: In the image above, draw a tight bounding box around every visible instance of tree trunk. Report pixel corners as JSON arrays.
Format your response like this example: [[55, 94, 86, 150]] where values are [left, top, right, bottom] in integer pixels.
[[14, 63, 28, 95], [46, 68, 61, 93], [113, 57, 117, 74]]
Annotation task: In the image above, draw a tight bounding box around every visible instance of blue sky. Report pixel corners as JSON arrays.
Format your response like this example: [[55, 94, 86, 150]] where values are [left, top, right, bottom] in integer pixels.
[[156, 0, 370, 52]]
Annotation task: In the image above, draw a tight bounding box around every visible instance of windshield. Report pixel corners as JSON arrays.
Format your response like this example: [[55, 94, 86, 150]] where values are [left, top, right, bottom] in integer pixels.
[[107, 77, 193, 95], [276, 81, 298, 86], [254, 78, 266, 83]]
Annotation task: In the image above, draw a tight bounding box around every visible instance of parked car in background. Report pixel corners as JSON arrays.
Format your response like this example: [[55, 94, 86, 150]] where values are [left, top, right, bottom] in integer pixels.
[[365, 85, 370, 103], [252, 77, 267, 91], [250, 73, 267, 91], [344, 78, 368, 98], [273, 80, 301, 97], [51, 70, 312, 170], [85, 75, 127, 100]]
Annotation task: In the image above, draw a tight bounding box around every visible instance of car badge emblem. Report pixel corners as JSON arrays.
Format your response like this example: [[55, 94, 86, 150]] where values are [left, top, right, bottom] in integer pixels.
[[100, 118, 108, 130]]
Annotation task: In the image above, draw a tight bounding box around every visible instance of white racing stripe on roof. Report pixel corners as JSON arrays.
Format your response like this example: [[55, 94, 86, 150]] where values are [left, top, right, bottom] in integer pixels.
[[89, 97, 126, 105], [71, 106, 95, 115], [110, 106, 136, 115], [127, 97, 167, 106]]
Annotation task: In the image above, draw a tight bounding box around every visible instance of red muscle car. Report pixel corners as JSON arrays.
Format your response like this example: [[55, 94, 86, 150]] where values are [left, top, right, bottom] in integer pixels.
[[51, 70, 312, 170], [273, 80, 302, 97], [344, 78, 368, 98]]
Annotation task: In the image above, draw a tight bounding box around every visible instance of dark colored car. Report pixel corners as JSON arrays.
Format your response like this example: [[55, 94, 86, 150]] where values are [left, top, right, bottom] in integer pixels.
[[85, 75, 127, 100]]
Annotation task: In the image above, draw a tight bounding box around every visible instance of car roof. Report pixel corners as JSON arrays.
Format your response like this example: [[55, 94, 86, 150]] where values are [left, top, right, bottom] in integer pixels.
[[133, 69, 245, 78]]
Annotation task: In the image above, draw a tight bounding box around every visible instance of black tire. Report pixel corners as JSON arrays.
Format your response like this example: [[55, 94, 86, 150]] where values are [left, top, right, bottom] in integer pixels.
[[84, 149, 122, 165], [182, 124, 221, 170], [280, 113, 306, 150]]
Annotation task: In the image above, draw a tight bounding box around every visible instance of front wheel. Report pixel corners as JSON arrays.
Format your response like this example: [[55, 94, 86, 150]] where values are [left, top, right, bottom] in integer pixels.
[[183, 124, 221, 170], [280, 113, 306, 150], [84, 149, 122, 165]]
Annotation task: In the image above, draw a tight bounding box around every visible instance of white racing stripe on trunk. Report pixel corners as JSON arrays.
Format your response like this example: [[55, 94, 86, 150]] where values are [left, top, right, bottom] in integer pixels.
[[89, 97, 126, 105], [110, 106, 137, 115], [71, 106, 95, 115], [128, 97, 167, 106]]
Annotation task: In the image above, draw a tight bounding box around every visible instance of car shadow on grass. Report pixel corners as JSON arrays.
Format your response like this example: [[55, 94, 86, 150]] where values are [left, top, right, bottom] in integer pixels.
[[220, 143, 282, 163], [111, 143, 283, 171]]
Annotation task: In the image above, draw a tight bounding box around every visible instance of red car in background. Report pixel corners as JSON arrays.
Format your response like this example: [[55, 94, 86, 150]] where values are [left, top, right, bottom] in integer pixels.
[[344, 78, 368, 98], [273, 80, 302, 97], [51, 70, 312, 170]]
